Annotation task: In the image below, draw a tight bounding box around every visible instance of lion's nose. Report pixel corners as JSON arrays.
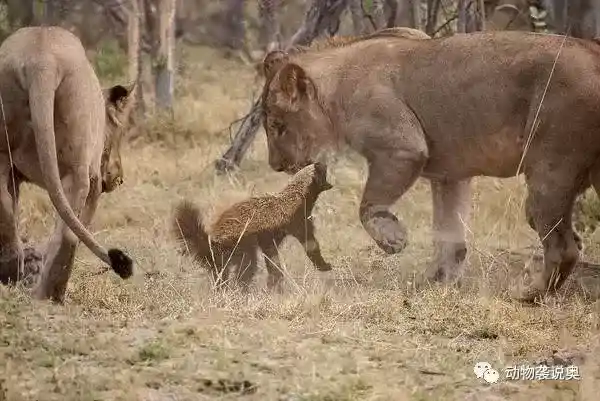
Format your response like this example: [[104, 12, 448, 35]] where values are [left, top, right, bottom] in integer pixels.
[[116, 177, 124, 186]]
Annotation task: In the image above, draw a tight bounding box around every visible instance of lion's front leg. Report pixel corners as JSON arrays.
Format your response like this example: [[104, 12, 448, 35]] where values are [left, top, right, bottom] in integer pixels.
[[33, 173, 93, 303], [359, 149, 427, 255], [430, 178, 472, 283], [0, 162, 22, 284]]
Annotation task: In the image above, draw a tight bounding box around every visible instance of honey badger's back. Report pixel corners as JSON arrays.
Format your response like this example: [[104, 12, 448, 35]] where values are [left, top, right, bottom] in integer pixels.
[[172, 163, 333, 290], [210, 163, 329, 243]]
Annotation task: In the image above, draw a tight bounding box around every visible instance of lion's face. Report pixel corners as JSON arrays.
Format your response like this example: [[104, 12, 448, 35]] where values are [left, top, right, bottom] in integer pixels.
[[261, 54, 332, 175], [101, 83, 136, 193]]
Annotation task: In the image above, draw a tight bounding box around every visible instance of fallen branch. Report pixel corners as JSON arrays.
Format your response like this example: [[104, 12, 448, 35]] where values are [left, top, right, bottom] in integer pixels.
[[214, 99, 263, 173], [214, 0, 351, 174]]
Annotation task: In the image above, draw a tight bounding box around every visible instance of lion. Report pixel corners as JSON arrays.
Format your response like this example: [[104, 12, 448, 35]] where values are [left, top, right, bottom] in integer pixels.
[[0, 26, 136, 302], [172, 162, 333, 292], [258, 27, 600, 303]]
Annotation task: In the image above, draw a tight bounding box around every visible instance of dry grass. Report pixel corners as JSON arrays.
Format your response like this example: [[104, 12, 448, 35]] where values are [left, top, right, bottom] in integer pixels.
[[2, 44, 600, 401]]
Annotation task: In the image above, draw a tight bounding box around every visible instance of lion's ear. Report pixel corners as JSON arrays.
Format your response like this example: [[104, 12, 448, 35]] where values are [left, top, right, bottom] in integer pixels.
[[103, 82, 137, 127], [103, 82, 136, 109], [275, 63, 316, 110], [262, 50, 289, 81]]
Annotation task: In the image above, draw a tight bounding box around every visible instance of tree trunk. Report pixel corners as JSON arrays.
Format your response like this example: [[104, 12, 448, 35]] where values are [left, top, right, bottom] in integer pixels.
[[128, 0, 141, 83], [411, 0, 422, 29], [286, 0, 350, 47], [477, 0, 486, 31], [395, 0, 417, 28], [6, 0, 35, 28], [371, 0, 389, 31], [457, 0, 467, 33], [128, 0, 145, 118], [259, 0, 280, 51], [350, 0, 387, 33], [224, 0, 246, 50], [154, 0, 176, 112], [31, 0, 49, 25], [425, 0, 441, 35], [349, 0, 367, 34], [385, 0, 399, 28]]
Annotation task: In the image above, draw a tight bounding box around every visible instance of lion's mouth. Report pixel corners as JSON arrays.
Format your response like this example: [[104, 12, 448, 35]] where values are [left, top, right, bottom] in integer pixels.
[[101, 177, 124, 193]]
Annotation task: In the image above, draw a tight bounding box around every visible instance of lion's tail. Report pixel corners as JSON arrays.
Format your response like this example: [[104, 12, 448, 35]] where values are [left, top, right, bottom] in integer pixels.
[[27, 56, 132, 280], [172, 199, 213, 264]]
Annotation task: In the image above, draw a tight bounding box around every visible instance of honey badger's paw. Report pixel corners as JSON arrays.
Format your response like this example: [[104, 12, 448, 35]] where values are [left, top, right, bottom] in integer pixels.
[[316, 262, 333, 271]]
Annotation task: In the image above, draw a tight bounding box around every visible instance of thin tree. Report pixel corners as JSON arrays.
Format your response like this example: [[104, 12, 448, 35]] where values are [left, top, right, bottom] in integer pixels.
[[127, 0, 145, 118], [224, 0, 246, 52], [154, 0, 176, 111], [259, 0, 280, 51]]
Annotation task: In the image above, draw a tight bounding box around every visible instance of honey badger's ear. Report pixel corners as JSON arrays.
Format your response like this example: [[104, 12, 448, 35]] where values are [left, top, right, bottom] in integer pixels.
[[274, 63, 316, 111], [262, 50, 289, 81]]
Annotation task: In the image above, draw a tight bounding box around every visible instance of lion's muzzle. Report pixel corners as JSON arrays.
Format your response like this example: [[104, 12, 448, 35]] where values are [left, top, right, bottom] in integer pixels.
[[102, 176, 123, 193]]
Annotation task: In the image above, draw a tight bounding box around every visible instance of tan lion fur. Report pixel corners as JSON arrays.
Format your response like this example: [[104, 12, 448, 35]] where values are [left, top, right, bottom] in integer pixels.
[[0, 26, 136, 302], [259, 27, 600, 303], [172, 163, 333, 292], [255, 27, 430, 78]]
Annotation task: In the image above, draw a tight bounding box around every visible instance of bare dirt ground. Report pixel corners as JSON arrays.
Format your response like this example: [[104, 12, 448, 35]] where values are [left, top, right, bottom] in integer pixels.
[[2, 45, 600, 401]]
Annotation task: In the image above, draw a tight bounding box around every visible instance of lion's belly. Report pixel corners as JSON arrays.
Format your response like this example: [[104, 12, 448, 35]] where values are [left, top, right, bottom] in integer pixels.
[[422, 130, 525, 180]]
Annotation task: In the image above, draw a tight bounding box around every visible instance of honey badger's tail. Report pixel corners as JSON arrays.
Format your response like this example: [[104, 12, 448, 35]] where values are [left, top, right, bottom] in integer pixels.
[[172, 200, 212, 262]]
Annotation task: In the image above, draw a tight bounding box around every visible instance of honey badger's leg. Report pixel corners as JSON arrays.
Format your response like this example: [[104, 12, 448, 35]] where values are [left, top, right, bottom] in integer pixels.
[[233, 243, 259, 293], [259, 236, 284, 293], [290, 220, 332, 271], [0, 156, 24, 284], [430, 179, 471, 283], [517, 169, 581, 303], [210, 246, 231, 290], [358, 107, 428, 255]]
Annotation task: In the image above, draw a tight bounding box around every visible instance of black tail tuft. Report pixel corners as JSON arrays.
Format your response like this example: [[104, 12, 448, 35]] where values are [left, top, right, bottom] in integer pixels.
[[108, 248, 133, 279]]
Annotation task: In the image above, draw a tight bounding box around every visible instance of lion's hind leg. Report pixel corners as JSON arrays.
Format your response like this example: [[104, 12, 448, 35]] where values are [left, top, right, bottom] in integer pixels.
[[33, 172, 91, 302], [0, 157, 26, 285], [516, 171, 581, 303]]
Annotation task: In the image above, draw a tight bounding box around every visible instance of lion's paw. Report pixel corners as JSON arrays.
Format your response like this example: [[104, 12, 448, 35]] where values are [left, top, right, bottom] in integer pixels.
[[363, 211, 408, 254]]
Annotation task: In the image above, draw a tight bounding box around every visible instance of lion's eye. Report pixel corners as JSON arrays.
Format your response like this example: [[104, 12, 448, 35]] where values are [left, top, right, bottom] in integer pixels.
[[272, 122, 286, 138]]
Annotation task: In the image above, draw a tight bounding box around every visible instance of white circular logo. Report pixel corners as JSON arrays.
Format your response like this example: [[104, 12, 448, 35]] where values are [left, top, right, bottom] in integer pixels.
[[483, 368, 500, 384], [474, 361, 492, 379]]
